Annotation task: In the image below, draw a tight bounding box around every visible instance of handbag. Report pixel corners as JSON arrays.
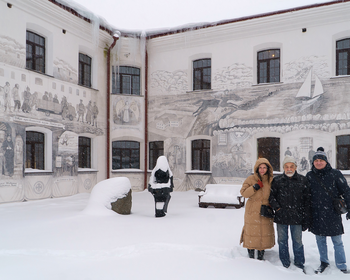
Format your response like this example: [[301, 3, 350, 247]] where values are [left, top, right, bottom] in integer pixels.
[[313, 174, 348, 215], [333, 197, 347, 215], [260, 205, 275, 218]]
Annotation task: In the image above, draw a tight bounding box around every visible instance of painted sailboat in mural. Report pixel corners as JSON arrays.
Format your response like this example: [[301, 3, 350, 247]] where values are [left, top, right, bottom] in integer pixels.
[[296, 68, 324, 106]]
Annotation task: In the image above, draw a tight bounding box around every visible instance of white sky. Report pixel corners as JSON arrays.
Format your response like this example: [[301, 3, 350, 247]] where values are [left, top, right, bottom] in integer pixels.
[[71, 0, 333, 31]]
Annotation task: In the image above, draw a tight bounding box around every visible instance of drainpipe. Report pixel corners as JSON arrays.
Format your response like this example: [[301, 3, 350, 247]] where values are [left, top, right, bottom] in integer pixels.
[[144, 50, 149, 189], [106, 34, 119, 179]]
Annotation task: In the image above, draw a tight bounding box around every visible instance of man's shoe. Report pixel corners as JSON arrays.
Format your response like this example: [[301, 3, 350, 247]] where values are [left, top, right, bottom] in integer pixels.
[[315, 262, 329, 274], [341, 269, 350, 274]]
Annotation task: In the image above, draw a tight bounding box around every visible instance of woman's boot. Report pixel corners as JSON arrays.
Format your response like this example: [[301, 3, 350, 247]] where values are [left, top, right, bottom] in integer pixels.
[[257, 250, 265, 260], [247, 249, 255, 259]]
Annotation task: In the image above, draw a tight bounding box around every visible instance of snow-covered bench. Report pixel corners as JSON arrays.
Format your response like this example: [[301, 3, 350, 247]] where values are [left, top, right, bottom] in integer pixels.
[[198, 184, 245, 209]]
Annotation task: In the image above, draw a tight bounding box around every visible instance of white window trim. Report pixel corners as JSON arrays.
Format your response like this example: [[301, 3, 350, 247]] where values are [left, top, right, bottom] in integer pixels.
[[111, 137, 144, 171], [186, 135, 212, 172], [79, 46, 96, 88], [25, 127, 52, 173], [78, 135, 98, 172]]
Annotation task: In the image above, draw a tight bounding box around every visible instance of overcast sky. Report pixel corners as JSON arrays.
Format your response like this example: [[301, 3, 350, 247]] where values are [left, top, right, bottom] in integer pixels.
[[71, 0, 333, 31]]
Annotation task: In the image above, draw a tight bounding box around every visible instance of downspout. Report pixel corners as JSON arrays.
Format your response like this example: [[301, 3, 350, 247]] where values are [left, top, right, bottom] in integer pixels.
[[106, 34, 119, 179], [144, 49, 149, 189]]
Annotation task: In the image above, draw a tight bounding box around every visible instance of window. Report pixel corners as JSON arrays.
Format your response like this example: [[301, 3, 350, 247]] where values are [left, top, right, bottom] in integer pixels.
[[26, 131, 45, 170], [149, 141, 164, 170], [257, 137, 280, 171], [26, 30, 45, 73], [336, 38, 350, 76], [112, 66, 140, 95], [112, 141, 140, 169], [78, 137, 91, 168], [192, 139, 210, 171], [193, 59, 211, 90], [79, 53, 92, 87], [337, 135, 350, 170], [257, 49, 280, 84]]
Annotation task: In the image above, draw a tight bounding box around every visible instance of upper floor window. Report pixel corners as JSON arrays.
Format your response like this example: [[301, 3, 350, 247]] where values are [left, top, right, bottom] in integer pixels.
[[26, 31, 45, 73], [112, 66, 140, 95], [192, 139, 210, 171], [336, 38, 350, 76], [78, 137, 91, 168], [112, 140, 140, 169], [193, 59, 211, 90], [257, 137, 280, 171], [336, 135, 350, 170], [257, 49, 280, 84], [79, 53, 92, 87], [26, 131, 45, 170], [149, 141, 164, 170]]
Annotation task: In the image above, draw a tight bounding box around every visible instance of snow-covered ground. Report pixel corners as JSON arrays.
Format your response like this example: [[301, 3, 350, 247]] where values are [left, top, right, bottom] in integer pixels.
[[0, 189, 349, 280]]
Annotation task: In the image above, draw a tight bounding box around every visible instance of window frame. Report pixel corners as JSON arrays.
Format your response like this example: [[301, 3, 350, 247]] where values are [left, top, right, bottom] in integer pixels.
[[257, 49, 280, 84], [149, 141, 164, 170], [193, 58, 211, 91], [79, 53, 92, 87], [26, 131, 45, 170], [78, 136, 91, 169], [336, 135, 350, 170], [112, 140, 140, 170], [112, 66, 141, 95], [257, 137, 280, 172], [191, 139, 210, 171], [336, 38, 350, 76], [26, 30, 46, 74], [25, 127, 52, 172]]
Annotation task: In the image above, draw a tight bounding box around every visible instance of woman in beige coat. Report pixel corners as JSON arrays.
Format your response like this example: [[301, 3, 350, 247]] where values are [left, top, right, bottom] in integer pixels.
[[240, 158, 275, 260]]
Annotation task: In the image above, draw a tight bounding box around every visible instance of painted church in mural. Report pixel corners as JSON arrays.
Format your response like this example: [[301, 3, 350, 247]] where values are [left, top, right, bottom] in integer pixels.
[[0, 0, 350, 203]]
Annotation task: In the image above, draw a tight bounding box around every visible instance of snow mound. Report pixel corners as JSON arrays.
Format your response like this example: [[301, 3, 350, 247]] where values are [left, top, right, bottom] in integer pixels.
[[82, 177, 131, 216]]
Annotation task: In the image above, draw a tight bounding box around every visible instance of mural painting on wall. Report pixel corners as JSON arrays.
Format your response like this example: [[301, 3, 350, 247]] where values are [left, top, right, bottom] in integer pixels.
[[57, 131, 78, 177], [164, 138, 186, 189], [150, 70, 188, 95], [0, 80, 103, 136], [0, 122, 24, 180], [113, 96, 141, 127]]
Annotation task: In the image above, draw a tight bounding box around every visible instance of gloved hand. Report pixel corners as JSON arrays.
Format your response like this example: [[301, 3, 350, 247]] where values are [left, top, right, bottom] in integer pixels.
[[253, 180, 263, 190], [346, 212, 350, 220]]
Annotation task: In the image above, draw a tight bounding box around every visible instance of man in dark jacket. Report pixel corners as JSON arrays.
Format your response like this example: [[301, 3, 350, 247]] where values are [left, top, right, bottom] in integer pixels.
[[306, 147, 350, 274], [269, 155, 310, 270]]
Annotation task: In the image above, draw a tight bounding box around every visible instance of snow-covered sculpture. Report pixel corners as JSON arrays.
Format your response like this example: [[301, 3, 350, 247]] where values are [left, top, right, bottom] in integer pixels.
[[148, 156, 174, 217], [82, 177, 131, 216]]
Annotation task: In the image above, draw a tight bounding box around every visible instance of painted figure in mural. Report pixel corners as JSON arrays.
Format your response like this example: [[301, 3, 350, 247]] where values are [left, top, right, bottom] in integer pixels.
[[21, 86, 31, 113], [61, 96, 68, 119], [12, 84, 21, 112], [148, 156, 174, 218], [53, 94, 59, 104], [15, 136, 23, 165], [306, 147, 350, 274], [92, 102, 99, 127], [308, 147, 315, 168], [85, 100, 92, 125], [3, 82, 11, 112], [269, 156, 311, 271], [123, 101, 130, 123], [293, 146, 300, 165], [42, 91, 49, 101], [48, 92, 53, 102], [77, 99, 85, 123], [240, 158, 275, 260], [30, 92, 38, 110], [2, 134, 14, 177], [300, 157, 309, 172], [284, 147, 292, 156]]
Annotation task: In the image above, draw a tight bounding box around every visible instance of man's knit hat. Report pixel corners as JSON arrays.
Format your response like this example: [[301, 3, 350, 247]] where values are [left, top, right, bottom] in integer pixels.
[[283, 155, 297, 167], [313, 147, 328, 162]]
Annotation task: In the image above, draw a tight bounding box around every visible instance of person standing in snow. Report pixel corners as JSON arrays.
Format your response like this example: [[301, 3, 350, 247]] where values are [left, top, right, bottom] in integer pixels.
[[240, 158, 275, 260], [306, 147, 350, 274], [269, 156, 310, 271], [148, 156, 174, 218]]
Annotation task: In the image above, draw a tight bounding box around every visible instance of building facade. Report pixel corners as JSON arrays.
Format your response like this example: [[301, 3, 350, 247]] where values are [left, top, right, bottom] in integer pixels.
[[1, 0, 350, 203]]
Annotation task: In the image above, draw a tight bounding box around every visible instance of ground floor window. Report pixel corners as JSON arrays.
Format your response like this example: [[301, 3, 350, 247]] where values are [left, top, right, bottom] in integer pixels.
[[192, 139, 210, 171], [78, 136, 91, 168], [149, 141, 164, 170], [336, 135, 350, 170], [26, 131, 45, 170], [257, 137, 280, 171], [112, 140, 140, 169]]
